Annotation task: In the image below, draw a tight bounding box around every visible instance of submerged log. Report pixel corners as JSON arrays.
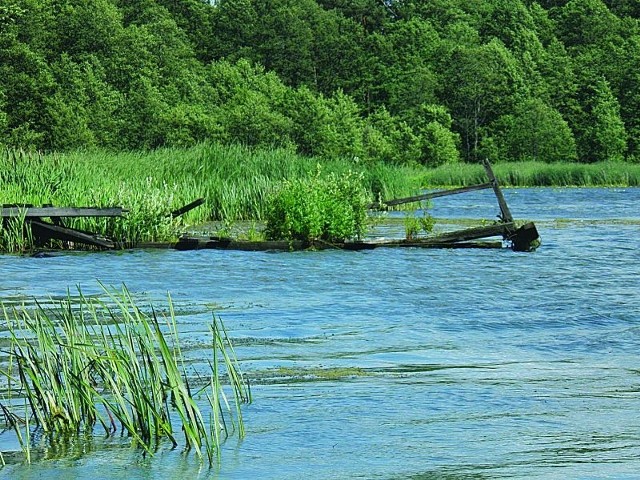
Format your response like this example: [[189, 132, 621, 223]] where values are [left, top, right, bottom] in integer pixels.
[[170, 237, 506, 252], [174, 236, 310, 251], [418, 222, 515, 245]]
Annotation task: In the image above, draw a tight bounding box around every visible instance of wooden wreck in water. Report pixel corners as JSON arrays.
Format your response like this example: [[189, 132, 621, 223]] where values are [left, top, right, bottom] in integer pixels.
[[2, 160, 539, 253], [171, 160, 539, 253]]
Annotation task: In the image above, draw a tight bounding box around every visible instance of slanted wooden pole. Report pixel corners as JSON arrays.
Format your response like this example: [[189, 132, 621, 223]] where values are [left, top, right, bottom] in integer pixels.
[[368, 182, 493, 210], [170, 198, 205, 218], [482, 159, 513, 222]]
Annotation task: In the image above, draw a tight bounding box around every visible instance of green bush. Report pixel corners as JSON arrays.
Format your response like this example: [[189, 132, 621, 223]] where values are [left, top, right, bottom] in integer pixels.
[[265, 168, 369, 242]]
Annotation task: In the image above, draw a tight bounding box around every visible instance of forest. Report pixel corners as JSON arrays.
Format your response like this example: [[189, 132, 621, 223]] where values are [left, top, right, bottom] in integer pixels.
[[1, 0, 639, 165]]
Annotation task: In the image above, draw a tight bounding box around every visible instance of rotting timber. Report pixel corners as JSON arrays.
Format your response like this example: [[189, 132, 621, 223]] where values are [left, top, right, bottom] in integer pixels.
[[2, 161, 540, 253], [173, 160, 540, 253], [1, 200, 204, 251]]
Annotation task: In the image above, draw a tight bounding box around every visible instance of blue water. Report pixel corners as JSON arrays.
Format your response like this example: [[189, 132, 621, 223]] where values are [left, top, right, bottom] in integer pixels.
[[1, 188, 639, 479]]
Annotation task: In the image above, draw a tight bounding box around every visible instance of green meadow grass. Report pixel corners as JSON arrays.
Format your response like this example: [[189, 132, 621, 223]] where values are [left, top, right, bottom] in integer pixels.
[[422, 161, 640, 187], [0, 144, 421, 251]]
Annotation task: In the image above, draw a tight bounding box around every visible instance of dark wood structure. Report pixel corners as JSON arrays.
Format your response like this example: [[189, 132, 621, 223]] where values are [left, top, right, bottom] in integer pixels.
[[3, 161, 540, 253], [172, 160, 540, 253], [2, 199, 205, 251]]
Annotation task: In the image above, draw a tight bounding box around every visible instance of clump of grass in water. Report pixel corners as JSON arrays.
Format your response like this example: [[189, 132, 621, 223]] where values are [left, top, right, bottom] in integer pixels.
[[0, 209, 34, 253], [0, 285, 251, 466], [404, 210, 436, 240]]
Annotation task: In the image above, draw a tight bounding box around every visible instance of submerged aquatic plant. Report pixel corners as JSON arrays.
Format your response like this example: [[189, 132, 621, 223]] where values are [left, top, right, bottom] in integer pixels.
[[0, 285, 251, 466]]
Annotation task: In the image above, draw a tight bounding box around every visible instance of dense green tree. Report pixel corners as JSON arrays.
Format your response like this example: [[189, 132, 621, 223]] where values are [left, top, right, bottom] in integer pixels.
[[318, 90, 366, 160], [209, 0, 259, 61], [155, 0, 215, 55], [554, 0, 622, 50], [440, 39, 527, 162], [409, 104, 460, 166], [492, 98, 577, 162], [365, 107, 421, 164], [603, 0, 640, 18], [285, 86, 332, 157], [0, 87, 8, 144], [0, 38, 53, 149], [373, 18, 441, 117], [316, 0, 391, 32], [0, 0, 637, 163], [578, 77, 627, 162]]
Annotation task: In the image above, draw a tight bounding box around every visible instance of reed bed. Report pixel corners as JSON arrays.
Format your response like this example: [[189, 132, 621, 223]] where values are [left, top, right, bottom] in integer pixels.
[[422, 161, 640, 187], [0, 144, 421, 251], [0, 285, 251, 466]]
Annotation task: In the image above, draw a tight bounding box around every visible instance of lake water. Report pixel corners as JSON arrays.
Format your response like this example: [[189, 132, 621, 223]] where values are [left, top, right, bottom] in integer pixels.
[[1, 188, 639, 479]]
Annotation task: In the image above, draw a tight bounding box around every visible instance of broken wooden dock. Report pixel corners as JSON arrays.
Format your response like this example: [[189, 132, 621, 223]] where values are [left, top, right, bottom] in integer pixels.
[[171, 160, 539, 253], [2, 160, 539, 253]]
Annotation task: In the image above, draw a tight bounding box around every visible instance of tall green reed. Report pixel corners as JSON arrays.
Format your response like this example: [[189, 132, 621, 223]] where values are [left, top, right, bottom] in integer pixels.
[[0, 285, 251, 465], [0, 144, 421, 251], [422, 161, 640, 187]]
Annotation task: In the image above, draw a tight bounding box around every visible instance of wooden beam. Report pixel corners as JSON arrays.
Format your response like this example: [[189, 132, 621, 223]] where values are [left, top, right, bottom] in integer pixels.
[[418, 222, 515, 244], [0, 206, 126, 218], [170, 198, 205, 218], [28, 219, 115, 249], [482, 159, 513, 222], [369, 182, 493, 210]]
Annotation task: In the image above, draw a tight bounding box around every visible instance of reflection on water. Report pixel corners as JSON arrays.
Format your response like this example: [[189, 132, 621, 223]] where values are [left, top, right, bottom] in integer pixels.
[[1, 188, 640, 479]]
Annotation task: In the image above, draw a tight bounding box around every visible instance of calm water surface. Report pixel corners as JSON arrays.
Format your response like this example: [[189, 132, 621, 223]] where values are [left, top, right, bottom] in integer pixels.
[[1, 188, 639, 479]]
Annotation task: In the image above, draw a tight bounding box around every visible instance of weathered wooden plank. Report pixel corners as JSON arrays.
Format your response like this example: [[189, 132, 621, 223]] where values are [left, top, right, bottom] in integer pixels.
[[171, 230, 511, 252], [28, 219, 115, 249], [418, 222, 515, 245], [482, 159, 513, 222], [170, 198, 205, 218], [174, 237, 309, 251], [368, 183, 493, 210], [0, 206, 126, 218]]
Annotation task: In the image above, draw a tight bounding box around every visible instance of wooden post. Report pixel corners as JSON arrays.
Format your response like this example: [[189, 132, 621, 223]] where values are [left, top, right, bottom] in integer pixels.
[[482, 159, 513, 223]]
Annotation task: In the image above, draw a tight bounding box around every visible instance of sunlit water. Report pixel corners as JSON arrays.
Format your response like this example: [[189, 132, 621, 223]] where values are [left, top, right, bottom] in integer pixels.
[[1, 188, 639, 479]]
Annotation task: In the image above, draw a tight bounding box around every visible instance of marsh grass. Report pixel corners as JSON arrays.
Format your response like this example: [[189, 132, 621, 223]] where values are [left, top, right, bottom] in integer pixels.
[[0, 210, 33, 254], [0, 145, 421, 252], [0, 285, 250, 465], [422, 161, 640, 187]]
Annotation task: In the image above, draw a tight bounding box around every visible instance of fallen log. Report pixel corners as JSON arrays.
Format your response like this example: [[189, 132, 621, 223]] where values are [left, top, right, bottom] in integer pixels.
[[417, 222, 515, 245]]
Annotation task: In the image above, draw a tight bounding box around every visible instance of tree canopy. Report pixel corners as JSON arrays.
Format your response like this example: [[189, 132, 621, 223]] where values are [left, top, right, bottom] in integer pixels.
[[1, 0, 638, 163]]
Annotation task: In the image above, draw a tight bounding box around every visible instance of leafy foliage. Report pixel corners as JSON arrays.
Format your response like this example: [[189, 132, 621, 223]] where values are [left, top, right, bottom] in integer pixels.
[[265, 169, 370, 242], [0, 0, 639, 163]]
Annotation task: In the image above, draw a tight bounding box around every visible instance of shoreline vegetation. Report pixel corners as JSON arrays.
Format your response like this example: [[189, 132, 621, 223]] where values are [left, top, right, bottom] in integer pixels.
[[423, 161, 640, 188], [0, 144, 422, 250], [1, 144, 639, 253]]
